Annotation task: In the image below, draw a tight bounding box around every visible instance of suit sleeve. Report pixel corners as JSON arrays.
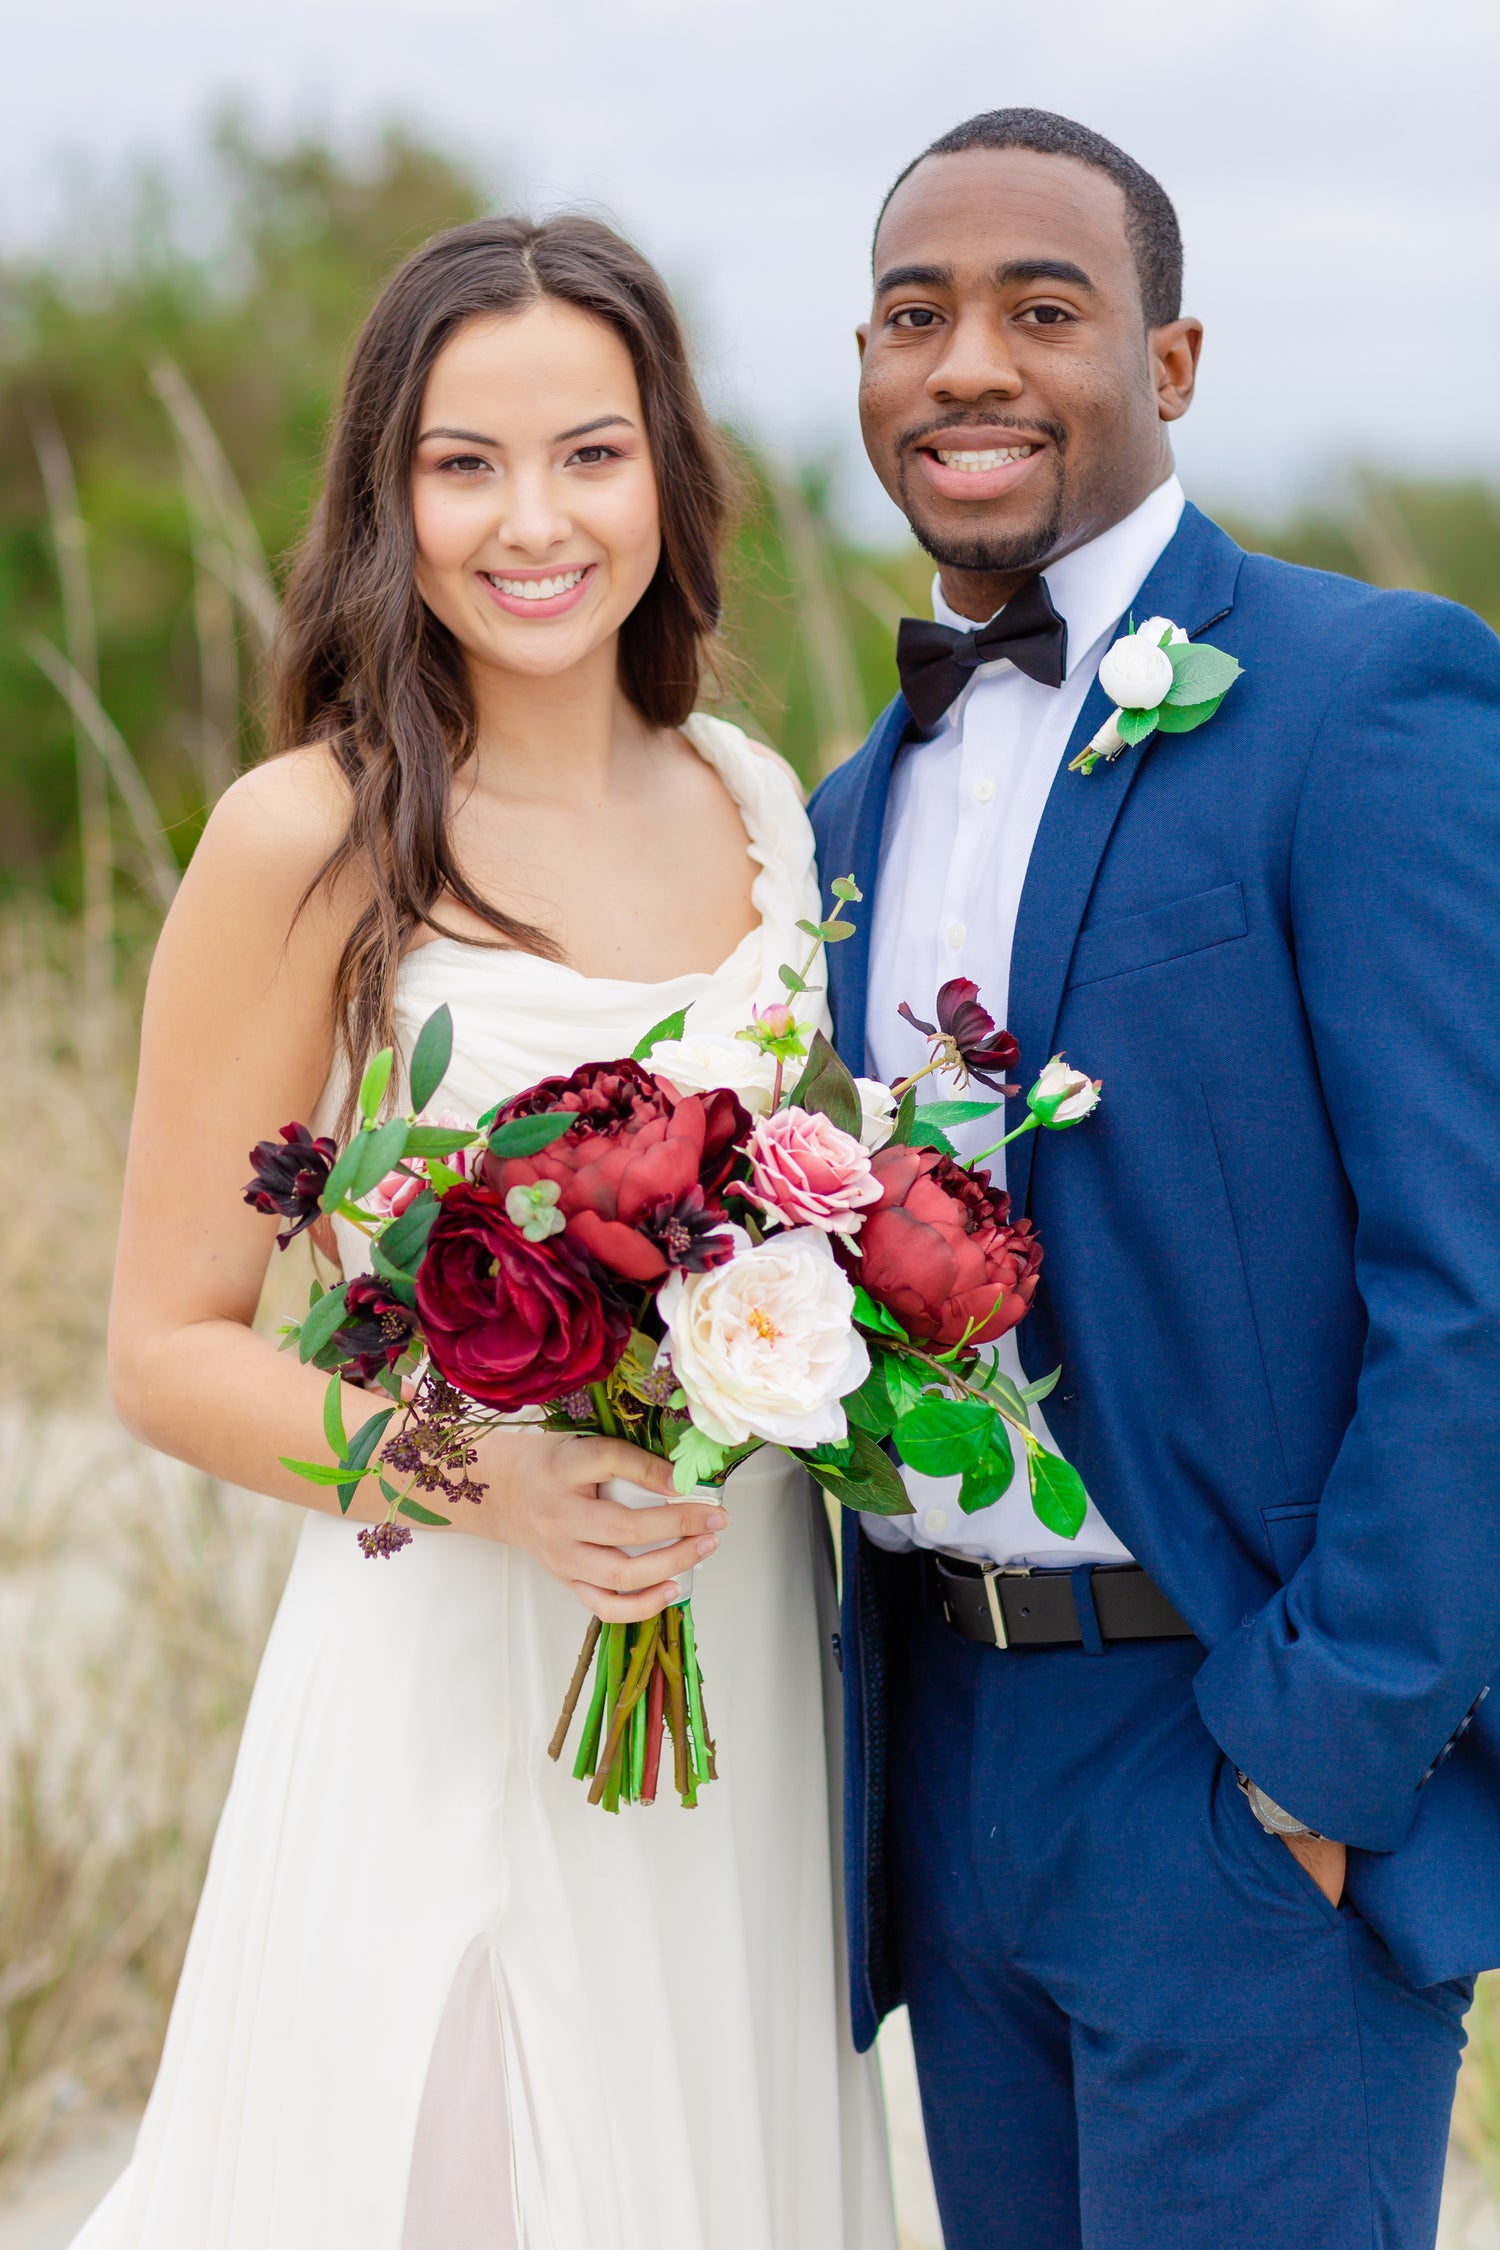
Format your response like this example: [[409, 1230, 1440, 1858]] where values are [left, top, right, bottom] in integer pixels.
[[1193, 595, 1500, 1851]]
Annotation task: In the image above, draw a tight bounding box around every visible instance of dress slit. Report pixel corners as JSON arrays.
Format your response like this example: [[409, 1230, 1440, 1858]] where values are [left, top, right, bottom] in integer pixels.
[[401, 1934, 525, 2250]]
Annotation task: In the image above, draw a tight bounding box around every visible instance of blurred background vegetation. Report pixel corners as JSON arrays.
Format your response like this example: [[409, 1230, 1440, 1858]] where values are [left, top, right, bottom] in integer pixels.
[[3, 117, 1500, 2208]]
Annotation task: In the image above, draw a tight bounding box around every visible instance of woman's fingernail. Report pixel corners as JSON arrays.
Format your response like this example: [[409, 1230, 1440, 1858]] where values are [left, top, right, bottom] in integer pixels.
[[706, 1508, 729, 1529], [696, 1536, 718, 1558], [666, 1579, 683, 1599]]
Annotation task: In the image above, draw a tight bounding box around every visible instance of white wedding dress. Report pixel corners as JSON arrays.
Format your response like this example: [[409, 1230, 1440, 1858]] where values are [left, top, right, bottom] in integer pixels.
[[72, 716, 896, 2250]]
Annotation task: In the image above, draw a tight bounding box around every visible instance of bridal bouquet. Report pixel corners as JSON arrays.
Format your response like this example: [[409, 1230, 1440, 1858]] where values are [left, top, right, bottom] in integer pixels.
[[246, 881, 1098, 1811]]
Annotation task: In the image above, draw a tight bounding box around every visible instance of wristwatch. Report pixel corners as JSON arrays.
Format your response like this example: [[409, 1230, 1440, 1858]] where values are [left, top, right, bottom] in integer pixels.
[[1236, 1770, 1324, 1841]]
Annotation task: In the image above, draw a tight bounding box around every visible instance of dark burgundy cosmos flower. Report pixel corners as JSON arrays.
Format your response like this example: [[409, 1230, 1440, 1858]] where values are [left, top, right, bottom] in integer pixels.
[[415, 1181, 630, 1411], [331, 1275, 418, 1385], [897, 979, 1020, 1095], [243, 1122, 338, 1247], [849, 1143, 1042, 1351], [483, 1060, 748, 1284]]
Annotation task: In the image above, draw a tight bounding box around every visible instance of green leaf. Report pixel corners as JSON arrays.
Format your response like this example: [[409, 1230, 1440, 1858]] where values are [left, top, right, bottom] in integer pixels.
[[1028, 1448, 1089, 1539], [778, 964, 808, 994], [396, 1495, 453, 1527], [894, 1395, 997, 1477], [822, 919, 856, 941], [378, 1190, 440, 1273], [905, 1117, 958, 1156], [322, 1373, 348, 1461], [476, 1100, 502, 1132], [1020, 1366, 1061, 1406], [1154, 693, 1226, 735], [1165, 640, 1243, 706], [982, 1366, 1031, 1425], [425, 1157, 464, 1195], [913, 1098, 1002, 1127], [852, 1284, 907, 1339], [844, 1359, 896, 1439], [787, 1030, 861, 1135], [958, 1427, 1015, 1513], [322, 1117, 409, 1209], [831, 874, 862, 903], [408, 1005, 454, 1113], [1115, 706, 1160, 747], [337, 1406, 396, 1513], [358, 1046, 394, 1125], [888, 1084, 917, 1146], [882, 1352, 930, 1419], [670, 1422, 732, 1492], [488, 1112, 575, 1159], [804, 1426, 913, 1516], [796, 918, 824, 939], [631, 1006, 689, 1061], [401, 1125, 474, 1157], [280, 1455, 373, 1486], [297, 1281, 350, 1363]]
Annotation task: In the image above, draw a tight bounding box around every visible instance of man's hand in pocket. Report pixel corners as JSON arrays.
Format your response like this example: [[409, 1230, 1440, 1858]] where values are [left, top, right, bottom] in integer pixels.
[[1283, 1832, 1346, 1907]]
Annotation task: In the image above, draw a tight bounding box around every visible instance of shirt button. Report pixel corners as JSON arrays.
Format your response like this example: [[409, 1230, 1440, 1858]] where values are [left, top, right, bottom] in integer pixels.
[[945, 920, 966, 951], [923, 1506, 948, 1537], [973, 777, 996, 804]]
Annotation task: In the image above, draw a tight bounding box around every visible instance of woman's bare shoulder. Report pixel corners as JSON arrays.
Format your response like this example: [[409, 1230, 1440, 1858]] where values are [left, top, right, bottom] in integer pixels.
[[166, 746, 359, 965]]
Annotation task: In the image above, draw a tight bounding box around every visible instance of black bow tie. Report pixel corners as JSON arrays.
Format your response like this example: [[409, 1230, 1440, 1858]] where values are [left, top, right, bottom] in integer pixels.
[[896, 575, 1068, 729]]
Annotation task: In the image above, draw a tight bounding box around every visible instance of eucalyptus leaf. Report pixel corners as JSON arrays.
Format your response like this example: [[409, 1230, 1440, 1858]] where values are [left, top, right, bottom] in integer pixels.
[[397, 1495, 453, 1527], [1154, 693, 1226, 735], [894, 1395, 996, 1477], [823, 919, 855, 941], [488, 1112, 574, 1159], [796, 918, 824, 940], [408, 1005, 453, 1114], [1028, 1448, 1089, 1539], [1115, 706, 1160, 748], [297, 1281, 350, 1364], [631, 1005, 689, 1062], [378, 1190, 439, 1273], [831, 874, 861, 902], [778, 964, 808, 994], [787, 1030, 861, 1135], [913, 1098, 1002, 1127], [1166, 640, 1242, 706], [958, 1428, 1015, 1513], [358, 1046, 394, 1126]]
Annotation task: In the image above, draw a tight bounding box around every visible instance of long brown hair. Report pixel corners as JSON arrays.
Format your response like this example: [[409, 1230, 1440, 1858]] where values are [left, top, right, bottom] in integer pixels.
[[272, 214, 737, 1098]]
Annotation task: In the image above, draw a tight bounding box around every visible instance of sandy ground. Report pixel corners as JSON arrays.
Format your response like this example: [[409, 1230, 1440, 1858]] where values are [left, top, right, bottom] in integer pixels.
[[1, 2011, 1493, 2250]]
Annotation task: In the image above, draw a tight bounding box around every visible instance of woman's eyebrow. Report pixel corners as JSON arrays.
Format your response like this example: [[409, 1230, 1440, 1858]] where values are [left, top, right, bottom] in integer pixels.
[[555, 414, 637, 442], [417, 426, 499, 445]]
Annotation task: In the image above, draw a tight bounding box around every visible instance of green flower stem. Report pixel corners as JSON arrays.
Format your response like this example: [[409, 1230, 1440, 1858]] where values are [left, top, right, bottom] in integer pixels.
[[889, 1052, 953, 1101], [590, 1382, 620, 1438], [572, 1636, 611, 1781], [970, 1112, 1040, 1165], [548, 1616, 602, 1763], [681, 1602, 710, 1790], [589, 1616, 662, 1808], [897, 1343, 1041, 1454], [666, 1607, 693, 1802], [630, 1675, 648, 1800]]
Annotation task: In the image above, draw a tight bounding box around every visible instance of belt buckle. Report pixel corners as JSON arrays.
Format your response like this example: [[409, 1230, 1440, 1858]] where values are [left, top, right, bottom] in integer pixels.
[[981, 1563, 1032, 1651]]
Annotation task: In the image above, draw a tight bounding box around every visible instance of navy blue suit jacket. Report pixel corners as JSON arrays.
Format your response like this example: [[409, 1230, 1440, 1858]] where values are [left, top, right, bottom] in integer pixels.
[[809, 502, 1500, 2049]]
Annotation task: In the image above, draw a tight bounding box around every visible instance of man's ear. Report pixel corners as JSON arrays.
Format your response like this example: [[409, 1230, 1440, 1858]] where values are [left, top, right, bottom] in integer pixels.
[[856, 321, 870, 363], [1151, 317, 1203, 423]]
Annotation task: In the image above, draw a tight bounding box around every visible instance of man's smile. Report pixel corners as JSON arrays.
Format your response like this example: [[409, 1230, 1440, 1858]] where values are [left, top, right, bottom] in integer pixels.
[[909, 430, 1051, 505]]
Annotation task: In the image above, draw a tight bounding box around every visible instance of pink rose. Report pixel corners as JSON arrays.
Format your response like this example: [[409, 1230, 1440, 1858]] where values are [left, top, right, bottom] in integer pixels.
[[739, 1105, 882, 1237], [366, 1109, 472, 1219]]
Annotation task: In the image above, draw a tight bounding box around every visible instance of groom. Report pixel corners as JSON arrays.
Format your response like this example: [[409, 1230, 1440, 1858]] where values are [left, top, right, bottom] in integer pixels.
[[811, 108, 1500, 2248]]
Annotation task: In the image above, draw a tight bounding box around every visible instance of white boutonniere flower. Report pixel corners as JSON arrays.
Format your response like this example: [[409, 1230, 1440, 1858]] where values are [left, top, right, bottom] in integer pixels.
[[1070, 615, 1243, 775]]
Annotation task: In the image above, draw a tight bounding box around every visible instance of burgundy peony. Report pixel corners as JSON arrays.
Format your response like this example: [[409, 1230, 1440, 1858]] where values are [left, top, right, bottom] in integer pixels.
[[898, 978, 1020, 1095], [852, 1143, 1043, 1351], [243, 1121, 337, 1247], [332, 1274, 418, 1385], [415, 1182, 630, 1411], [482, 1059, 748, 1283]]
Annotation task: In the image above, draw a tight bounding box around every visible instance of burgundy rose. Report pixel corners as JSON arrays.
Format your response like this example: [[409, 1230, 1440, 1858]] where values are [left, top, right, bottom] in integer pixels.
[[244, 1122, 337, 1246], [851, 1143, 1042, 1351], [483, 1059, 748, 1284], [331, 1274, 418, 1385], [898, 978, 1020, 1095], [415, 1181, 629, 1411]]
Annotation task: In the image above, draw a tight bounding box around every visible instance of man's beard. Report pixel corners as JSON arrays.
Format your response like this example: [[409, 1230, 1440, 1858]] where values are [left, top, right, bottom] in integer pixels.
[[899, 471, 1066, 578]]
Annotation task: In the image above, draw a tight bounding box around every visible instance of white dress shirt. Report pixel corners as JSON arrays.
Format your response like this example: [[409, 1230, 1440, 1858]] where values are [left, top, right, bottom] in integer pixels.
[[862, 475, 1185, 1568]]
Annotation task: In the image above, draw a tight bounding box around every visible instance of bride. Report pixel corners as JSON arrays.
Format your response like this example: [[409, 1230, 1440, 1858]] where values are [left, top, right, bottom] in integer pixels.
[[76, 214, 895, 2250]]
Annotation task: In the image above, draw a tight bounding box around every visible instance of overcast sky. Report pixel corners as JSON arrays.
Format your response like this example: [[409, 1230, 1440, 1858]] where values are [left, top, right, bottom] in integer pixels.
[[2, 0, 1496, 538]]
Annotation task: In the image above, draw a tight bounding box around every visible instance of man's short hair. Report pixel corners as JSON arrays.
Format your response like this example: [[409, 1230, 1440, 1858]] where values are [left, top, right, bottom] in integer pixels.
[[877, 108, 1183, 328]]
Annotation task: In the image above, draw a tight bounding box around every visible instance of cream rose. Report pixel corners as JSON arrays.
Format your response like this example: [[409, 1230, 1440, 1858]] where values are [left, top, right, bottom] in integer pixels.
[[649, 1032, 781, 1118], [853, 1077, 898, 1151], [1028, 1056, 1102, 1127], [659, 1226, 870, 1448], [1098, 629, 1175, 711]]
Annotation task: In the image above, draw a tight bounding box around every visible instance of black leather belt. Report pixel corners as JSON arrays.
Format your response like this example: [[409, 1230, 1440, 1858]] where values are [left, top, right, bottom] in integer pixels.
[[934, 1554, 1194, 1650]]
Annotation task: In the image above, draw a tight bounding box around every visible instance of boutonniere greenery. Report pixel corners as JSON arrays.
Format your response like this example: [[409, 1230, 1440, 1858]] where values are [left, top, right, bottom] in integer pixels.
[[1069, 615, 1243, 775]]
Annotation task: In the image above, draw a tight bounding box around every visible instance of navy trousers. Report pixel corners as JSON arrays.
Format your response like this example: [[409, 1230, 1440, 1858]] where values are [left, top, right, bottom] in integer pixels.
[[889, 1581, 1474, 2250]]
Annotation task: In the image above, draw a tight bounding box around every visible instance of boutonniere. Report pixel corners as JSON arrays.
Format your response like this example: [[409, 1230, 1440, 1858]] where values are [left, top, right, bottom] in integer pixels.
[[1069, 616, 1243, 775]]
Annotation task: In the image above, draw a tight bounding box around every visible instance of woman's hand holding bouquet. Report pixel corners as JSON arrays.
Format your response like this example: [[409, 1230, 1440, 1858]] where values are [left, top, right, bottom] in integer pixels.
[[245, 880, 1100, 1809]]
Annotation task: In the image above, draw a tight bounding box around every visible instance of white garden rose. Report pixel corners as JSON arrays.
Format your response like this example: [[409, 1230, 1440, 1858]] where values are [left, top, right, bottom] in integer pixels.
[[853, 1077, 898, 1151], [1028, 1055, 1102, 1127], [1133, 615, 1187, 651], [1097, 629, 1175, 711], [659, 1226, 870, 1448], [648, 1031, 781, 1117]]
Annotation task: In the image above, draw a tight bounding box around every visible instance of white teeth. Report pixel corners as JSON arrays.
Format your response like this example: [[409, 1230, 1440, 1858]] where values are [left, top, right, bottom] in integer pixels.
[[487, 568, 587, 601], [934, 445, 1036, 471]]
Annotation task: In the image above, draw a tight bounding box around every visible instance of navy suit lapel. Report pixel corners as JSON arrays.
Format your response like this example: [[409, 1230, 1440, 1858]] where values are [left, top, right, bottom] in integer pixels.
[[825, 693, 913, 1072], [1005, 505, 1245, 1221]]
